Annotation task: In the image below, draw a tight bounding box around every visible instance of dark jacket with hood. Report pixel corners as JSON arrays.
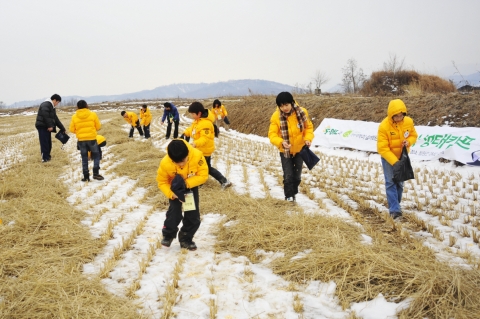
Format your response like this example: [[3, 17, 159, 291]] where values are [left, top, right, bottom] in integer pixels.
[[161, 103, 180, 122], [35, 100, 66, 132]]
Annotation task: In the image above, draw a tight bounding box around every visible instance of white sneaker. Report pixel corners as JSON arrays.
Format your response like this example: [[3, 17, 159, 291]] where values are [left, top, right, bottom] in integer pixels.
[[286, 197, 295, 202]]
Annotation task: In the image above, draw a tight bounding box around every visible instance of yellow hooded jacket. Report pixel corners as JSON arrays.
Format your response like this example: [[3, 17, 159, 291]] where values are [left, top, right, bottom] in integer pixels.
[[88, 135, 106, 159], [377, 99, 418, 165], [212, 105, 228, 119], [156, 139, 208, 199], [123, 112, 139, 126], [96, 134, 106, 146], [183, 110, 216, 156], [140, 108, 152, 126], [69, 109, 101, 141], [268, 106, 314, 155]]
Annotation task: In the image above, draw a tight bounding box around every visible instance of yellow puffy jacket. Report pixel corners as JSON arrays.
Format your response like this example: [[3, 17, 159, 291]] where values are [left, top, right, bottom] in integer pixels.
[[377, 99, 418, 165], [268, 106, 314, 155], [123, 112, 139, 126], [156, 139, 208, 199], [205, 109, 216, 123], [88, 135, 106, 159], [212, 105, 228, 120], [140, 108, 152, 126], [96, 134, 106, 146], [183, 110, 216, 156], [69, 109, 101, 141]]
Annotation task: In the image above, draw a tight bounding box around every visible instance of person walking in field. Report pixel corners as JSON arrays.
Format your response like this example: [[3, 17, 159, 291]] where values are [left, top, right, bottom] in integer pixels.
[[140, 104, 152, 139], [182, 102, 232, 189], [121, 111, 144, 138], [35, 94, 67, 162], [157, 139, 209, 250], [69, 100, 103, 182], [212, 99, 230, 132], [377, 99, 418, 219], [268, 92, 314, 202], [87, 135, 106, 161], [161, 102, 180, 139]]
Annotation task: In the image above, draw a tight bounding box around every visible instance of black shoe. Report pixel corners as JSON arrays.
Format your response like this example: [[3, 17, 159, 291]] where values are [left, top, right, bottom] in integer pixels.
[[42, 159, 50, 163], [180, 240, 197, 251], [390, 212, 402, 219], [161, 237, 174, 247], [93, 174, 104, 180], [81, 178, 90, 182]]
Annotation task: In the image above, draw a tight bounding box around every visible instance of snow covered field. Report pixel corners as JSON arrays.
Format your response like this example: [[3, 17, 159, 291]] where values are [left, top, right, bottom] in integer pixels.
[[1, 107, 479, 318]]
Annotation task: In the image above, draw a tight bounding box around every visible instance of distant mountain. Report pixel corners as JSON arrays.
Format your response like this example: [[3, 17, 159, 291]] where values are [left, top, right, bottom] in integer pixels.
[[447, 72, 480, 88], [8, 79, 296, 108]]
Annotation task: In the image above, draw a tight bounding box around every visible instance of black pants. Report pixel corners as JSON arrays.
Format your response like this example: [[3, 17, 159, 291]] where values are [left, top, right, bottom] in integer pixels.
[[37, 127, 52, 161], [78, 140, 100, 177], [205, 156, 227, 184], [162, 187, 200, 241], [143, 124, 150, 138], [129, 120, 144, 137], [98, 141, 106, 160], [166, 120, 179, 139], [280, 152, 304, 198]]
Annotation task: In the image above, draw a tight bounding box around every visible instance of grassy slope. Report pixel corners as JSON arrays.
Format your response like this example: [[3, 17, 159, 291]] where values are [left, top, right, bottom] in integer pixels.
[[224, 93, 480, 137]]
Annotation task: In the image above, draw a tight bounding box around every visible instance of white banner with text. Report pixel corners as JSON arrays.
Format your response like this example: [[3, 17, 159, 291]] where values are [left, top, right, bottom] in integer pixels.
[[312, 118, 480, 166]]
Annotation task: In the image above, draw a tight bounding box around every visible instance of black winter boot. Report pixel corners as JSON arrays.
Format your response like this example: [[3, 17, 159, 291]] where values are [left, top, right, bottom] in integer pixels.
[[93, 169, 104, 181], [161, 236, 174, 247], [81, 173, 90, 182], [178, 231, 197, 251]]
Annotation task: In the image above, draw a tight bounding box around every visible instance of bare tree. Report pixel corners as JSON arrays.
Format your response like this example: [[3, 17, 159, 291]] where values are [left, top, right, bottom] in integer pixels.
[[452, 60, 469, 87], [0, 101, 6, 109], [62, 97, 79, 107], [341, 58, 366, 93], [383, 53, 405, 73], [292, 82, 312, 94], [292, 83, 303, 94], [312, 70, 329, 90]]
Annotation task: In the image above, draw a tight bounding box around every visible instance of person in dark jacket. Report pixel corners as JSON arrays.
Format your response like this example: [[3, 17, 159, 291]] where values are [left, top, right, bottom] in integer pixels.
[[161, 102, 180, 139], [35, 94, 66, 162]]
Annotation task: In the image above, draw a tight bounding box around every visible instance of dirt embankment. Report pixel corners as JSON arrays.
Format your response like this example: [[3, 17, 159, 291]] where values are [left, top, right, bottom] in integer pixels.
[[224, 93, 480, 137]]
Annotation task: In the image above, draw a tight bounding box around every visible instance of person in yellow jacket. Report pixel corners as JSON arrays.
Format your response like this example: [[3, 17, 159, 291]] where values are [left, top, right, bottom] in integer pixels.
[[88, 135, 106, 160], [212, 99, 230, 132], [140, 104, 152, 139], [377, 99, 418, 219], [182, 102, 232, 189], [156, 139, 208, 250], [268, 92, 314, 202], [69, 100, 103, 182], [121, 111, 144, 138]]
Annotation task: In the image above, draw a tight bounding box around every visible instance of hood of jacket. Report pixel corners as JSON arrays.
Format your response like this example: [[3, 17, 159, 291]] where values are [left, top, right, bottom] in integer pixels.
[[387, 99, 407, 118], [75, 108, 93, 119]]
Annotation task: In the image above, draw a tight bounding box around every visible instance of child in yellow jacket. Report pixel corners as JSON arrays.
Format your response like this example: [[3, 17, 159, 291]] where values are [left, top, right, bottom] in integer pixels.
[[121, 111, 144, 138], [88, 135, 106, 160], [182, 102, 232, 189], [69, 100, 103, 182], [377, 99, 418, 219], [212, 99, 230, 132], [156, 139, 208, 250], [268, 92, 314, 202], [140, 104, 152, 139]]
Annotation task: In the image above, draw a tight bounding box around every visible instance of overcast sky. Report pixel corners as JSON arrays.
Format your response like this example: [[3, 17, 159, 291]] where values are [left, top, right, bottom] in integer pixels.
[[1, 0, 479, 105]]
